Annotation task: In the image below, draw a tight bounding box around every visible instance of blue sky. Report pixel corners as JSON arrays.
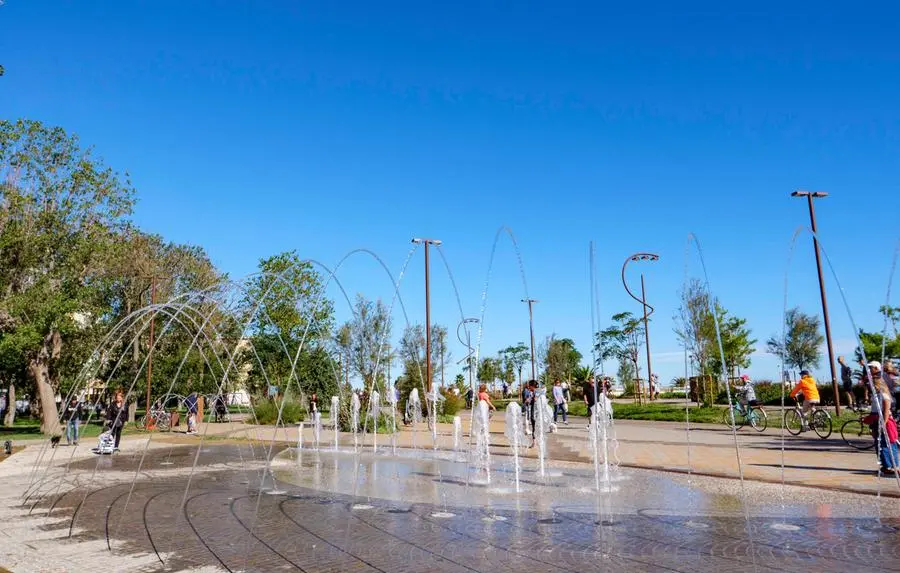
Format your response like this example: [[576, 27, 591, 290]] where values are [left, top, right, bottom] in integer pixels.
[[2, 1, 899, 387]]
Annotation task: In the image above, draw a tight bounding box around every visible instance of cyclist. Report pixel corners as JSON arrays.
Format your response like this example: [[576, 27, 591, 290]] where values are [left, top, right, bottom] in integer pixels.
[[734, 374, 764, 416], [789, 370, 820, 431]]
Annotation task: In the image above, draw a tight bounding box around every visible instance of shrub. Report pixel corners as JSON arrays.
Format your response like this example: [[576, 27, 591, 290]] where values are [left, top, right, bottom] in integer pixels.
[[441, 391, 464, 416], [252, 399, 306, 425]]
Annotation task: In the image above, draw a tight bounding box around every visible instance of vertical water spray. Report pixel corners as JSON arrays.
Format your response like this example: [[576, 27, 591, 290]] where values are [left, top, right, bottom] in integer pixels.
[[331, 396, 339, 451], [452, 416, 462, 453], [599, 391, 613, 490], [313, 411, 321, 451], [387, 387, 398, 454], [427, 386, 443, 449], [535, 394, 551, 478], [473, 400, 491, 484], [351, 393, 361, 452], [504, 403, 523, 492], [408, 389, 422, 450], [297, 421, 304, 450], [370, 390, 380, 453]]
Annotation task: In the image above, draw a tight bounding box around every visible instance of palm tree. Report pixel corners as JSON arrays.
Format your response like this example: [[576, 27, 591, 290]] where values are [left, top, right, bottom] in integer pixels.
[[572, 366, 595, 383]]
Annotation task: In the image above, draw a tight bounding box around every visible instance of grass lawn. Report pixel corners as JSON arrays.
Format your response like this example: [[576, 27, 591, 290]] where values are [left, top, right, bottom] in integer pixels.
[[0, 418, 146, 442]]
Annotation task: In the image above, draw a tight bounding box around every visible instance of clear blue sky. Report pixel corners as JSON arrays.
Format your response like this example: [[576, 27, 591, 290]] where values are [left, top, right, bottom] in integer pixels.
[[3, 1, 899, 387]]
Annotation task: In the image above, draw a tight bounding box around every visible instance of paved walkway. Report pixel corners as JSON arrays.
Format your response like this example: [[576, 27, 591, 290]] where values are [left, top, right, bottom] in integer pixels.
[[144, 410, 900, 498]]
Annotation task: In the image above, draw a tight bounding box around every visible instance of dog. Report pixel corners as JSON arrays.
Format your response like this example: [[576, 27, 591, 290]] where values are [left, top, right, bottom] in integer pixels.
[[49, 435, 61, 448]]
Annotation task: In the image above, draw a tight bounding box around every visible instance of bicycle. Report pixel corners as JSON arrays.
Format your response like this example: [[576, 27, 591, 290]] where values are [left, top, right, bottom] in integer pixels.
[[722, 401, 768, 432], [139, 407, 171, 431], [784, 400, 832, 439], [841, 404, 876, 450]]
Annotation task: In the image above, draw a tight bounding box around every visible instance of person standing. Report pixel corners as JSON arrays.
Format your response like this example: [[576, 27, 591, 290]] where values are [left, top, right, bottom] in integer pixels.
[[838, 356, 856, 408], [523, 381, 536, 440], [583, 376, 598, 428], [477, 384, 496, 411], [64, 397, 83, 446], [184, 392, 199, 434], [106, 391, 127, 451], [552, 379, 568, 424], [865, 361, 899, 473], [885, 361, 899, 412]]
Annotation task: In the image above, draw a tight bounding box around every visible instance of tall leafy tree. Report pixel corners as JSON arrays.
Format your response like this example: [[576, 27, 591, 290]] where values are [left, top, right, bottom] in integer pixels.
[[0, 119, 134, 433], [674, 279, 717, 376], [431, 324, 451, 389], [767, 307, 824, 372], [499, 342, 530, 386], [675, 278, 755, 378], [347, 294, 392, 392], [542, 335, 582, 382], [595, 312, 645, 386], [239, 251, 336, 400], [477, 357, 500, 391]]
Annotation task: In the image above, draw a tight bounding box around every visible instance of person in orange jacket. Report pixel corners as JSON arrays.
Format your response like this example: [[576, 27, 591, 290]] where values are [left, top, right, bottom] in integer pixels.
[[790, 370, 821, 426]]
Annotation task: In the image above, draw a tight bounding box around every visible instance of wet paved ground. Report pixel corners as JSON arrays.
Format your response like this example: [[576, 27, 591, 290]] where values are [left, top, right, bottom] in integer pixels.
[[10, 442, 900, 572]]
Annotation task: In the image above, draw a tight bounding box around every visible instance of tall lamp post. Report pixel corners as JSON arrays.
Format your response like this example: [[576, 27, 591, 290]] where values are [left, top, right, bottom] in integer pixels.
[[622, 253, 659, 405], [791, 190, 841, 415], [411, 238, 442, 394], [521, 299, 539, 382], [457, 318, 479, 398]]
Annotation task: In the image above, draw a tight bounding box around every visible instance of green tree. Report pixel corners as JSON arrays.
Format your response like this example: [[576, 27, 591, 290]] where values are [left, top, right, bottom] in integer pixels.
[[0, 119, 135, 433], [499, 342, 530, 386], [542, 336, 582, 382], [431, 325, 451, 389], [572, 365, 594, 383], [674, 279, 717, 376], [453, 373, 466, 393], [767, 307, 824, 372], [239, 251, 336, 401], [477, 357, 500, 391], [675, 278, 755, 378], [595, 312, 644, 385], [348, 295, 392, 392]]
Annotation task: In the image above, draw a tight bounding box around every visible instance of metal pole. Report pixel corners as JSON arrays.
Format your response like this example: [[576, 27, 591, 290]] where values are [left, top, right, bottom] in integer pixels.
[[641, 274, 653, 402], [524, 300, 538, 381], [144, 278, 156, 428], [805, 195, 841, 415], [425, 242, 432, 394]]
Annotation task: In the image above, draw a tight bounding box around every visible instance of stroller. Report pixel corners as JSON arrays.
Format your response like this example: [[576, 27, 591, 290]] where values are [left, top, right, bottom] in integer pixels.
[[92, 430, 115, 455]]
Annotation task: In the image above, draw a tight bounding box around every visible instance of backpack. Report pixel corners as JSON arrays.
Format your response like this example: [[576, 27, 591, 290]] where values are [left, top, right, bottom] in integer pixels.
[[888, 417, 899, 444]]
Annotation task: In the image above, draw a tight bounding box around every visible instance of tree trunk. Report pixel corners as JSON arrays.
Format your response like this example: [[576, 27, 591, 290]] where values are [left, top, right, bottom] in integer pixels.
[[4, 382, 15, 427], [30, 333, 61, 436], [30, 358, 60, 435]]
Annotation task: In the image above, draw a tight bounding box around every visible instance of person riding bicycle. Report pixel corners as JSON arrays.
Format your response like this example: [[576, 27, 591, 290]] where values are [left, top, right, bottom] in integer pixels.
[[734, 374, 764, 415], [790, 370, 820, 430]]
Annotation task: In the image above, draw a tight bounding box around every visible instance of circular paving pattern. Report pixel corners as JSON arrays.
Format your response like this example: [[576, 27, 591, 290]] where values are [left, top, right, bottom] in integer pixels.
[[20, 443, 900, 572]]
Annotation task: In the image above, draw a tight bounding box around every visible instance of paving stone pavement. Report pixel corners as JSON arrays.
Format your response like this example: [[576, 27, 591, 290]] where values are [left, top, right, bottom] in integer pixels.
[[3, 434, 900, 573]]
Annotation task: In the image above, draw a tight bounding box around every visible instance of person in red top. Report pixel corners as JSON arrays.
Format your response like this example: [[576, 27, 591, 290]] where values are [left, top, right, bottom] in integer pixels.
[[477, 384, 496, 411]]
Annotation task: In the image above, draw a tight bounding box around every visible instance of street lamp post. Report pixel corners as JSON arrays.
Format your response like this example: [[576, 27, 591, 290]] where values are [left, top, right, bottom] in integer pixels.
[[412, 238, 442, 395], [622, 253, 659, 405], [457, 318, 479, 400], [791, 190, 841, 416], [521, 299, 539, 382]]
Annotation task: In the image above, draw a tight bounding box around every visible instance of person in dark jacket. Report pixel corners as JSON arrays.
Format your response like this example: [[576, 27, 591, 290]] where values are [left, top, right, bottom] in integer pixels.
[[106, 391, 127, 451], [64, 397, 83, 446]]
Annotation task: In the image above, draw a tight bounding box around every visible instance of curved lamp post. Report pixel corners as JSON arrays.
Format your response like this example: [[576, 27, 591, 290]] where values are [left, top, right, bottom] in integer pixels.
[[456, 318, 479, 398], [621, 253, 659, 404]]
